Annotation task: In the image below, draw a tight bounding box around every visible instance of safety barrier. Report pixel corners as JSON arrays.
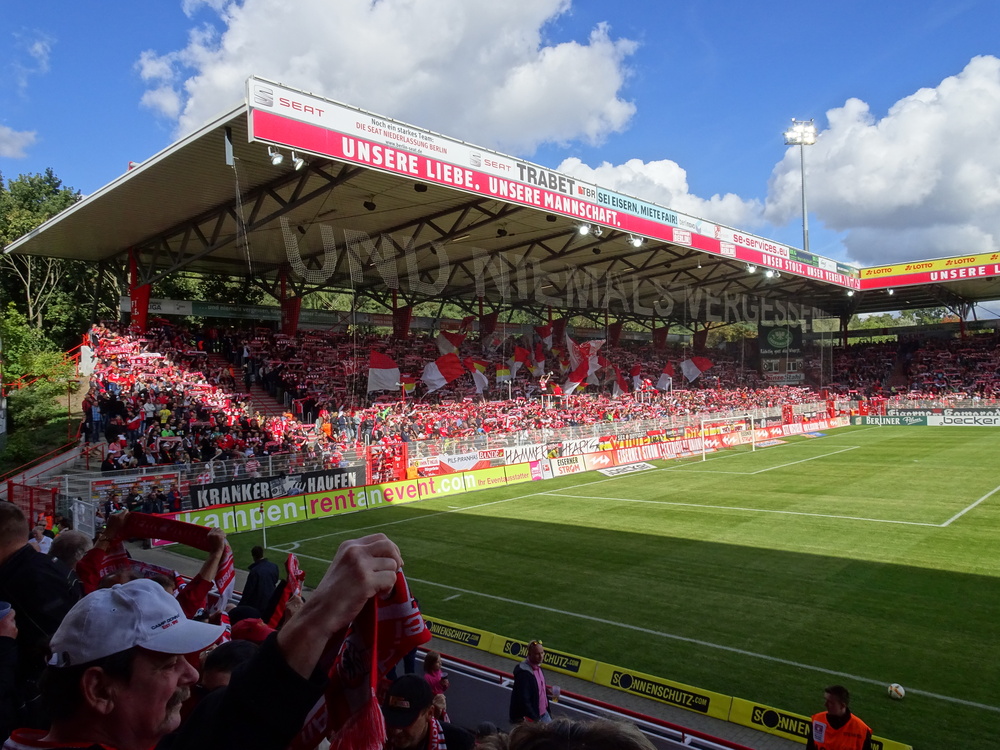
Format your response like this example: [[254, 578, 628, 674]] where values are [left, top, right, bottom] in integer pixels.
[[424, 617, 913, 750]]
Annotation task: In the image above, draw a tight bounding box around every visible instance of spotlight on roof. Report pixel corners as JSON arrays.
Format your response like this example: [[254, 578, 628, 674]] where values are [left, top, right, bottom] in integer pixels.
[[628, 235, 644, 247], [764, 269, 781, 279], [546, 215, 557, 222], [496, 227, 508, 238], [847, 290, 855, 296], [577, 224, 591, 235], [414, 183, 428, 193], [290, 151, 305, 171], [887, 288, 895, 295], [746, 263, 757, 274], [592, 247, 601, 255], [268, 146, 283, 166], [363, 199, 377, 211], [591, 225, 603, 238]]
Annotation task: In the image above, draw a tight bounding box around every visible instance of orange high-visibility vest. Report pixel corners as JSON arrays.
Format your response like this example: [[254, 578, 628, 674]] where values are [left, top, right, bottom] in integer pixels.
[[811, 712, 871, 750]]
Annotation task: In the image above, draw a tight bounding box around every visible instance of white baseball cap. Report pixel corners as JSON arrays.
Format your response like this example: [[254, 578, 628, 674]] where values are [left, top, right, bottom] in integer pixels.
[[48, 578, 226, 667]]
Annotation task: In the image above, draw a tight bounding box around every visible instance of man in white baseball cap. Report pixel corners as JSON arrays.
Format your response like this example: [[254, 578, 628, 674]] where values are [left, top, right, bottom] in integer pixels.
[[3, 532, 405, 750], [4, 578, 223, 750]]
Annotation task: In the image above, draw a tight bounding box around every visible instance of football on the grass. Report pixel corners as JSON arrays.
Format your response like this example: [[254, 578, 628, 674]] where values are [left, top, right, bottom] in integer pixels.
[[888, 683, 905, 700]]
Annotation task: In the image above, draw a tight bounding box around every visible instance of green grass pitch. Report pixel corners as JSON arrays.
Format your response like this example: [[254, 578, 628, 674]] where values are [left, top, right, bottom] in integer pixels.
[[218, 425, 1000, 750]]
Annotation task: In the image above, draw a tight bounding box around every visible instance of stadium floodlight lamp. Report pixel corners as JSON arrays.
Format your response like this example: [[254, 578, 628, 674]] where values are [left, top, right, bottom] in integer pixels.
[[363, 197, 377, 211], [577, 223, 591, 235], [290, 151, 305, 171], [591, 225, 603, 238], [268, 146, 284, 166], [746, 263, 757, 274], [628, 235, 644, 247], [887, 288, 895, 295], [847, 290, 855, 296], [783, 118, 818, 254], [764, 269, 782, 279]]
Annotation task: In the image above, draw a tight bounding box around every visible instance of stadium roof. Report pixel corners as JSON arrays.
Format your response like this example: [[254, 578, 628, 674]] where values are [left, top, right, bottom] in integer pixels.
[[5, 76, 1000, 325]]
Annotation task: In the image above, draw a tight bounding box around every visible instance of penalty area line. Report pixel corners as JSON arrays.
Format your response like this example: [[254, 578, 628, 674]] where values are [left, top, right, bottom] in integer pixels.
[[939, 481, 1000, 527], [542, 493, 941, 527], [285, 555, 1000, 714]]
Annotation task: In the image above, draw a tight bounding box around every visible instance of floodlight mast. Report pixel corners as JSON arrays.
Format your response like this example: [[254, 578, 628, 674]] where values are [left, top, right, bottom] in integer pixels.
[[783, 119, 817, 254]]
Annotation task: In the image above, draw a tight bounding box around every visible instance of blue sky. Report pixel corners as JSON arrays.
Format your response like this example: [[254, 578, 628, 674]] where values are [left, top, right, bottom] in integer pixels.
[[3, 0, 1000, 268]]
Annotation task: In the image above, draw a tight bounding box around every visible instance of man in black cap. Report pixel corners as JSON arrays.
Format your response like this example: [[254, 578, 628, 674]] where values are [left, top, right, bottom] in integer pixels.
[[381, 674, 474, 750]]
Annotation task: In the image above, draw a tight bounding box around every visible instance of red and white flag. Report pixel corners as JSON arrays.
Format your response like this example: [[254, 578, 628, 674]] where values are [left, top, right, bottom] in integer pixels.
[[464, 358, 489, 394], [534, 324, 553, 349], [436, 330, 466, 355], [613, 366, 630, 398], [657, 362, 675, 391], [531, 341, 546, 377], [422, 352, 466, 393], [630, 364, 642, 390], [563, 358, 590, 395], [680, 357, 714, 383], [510, 346, 532, 377], [367, 351, 400, 393]]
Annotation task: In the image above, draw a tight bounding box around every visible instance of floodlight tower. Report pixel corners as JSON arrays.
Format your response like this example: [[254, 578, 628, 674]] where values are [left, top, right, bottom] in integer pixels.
[[783, 119, 818, 254]]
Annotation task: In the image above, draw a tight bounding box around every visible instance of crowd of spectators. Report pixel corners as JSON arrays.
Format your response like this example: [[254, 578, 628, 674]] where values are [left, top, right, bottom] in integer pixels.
[[81, 321, 1000, 488]]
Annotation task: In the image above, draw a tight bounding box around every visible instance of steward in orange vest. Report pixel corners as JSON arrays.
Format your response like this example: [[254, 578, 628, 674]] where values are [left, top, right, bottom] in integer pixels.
[[806, 685, 873, 750]]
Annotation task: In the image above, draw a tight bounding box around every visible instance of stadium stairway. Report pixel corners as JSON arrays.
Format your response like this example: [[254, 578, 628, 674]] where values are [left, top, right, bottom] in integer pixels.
[[200, 352, 287, 420]]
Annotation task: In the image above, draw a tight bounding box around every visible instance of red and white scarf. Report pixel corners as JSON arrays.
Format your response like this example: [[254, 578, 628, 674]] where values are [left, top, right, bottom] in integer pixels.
[[99, 512, 236, 616], [289, 571, 430, 750]]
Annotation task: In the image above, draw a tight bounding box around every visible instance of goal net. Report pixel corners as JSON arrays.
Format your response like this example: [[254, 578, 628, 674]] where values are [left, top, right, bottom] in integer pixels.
[[699, 414, 756, 462]]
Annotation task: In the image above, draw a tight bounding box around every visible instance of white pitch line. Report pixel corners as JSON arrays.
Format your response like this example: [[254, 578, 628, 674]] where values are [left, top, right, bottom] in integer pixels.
[[748, 445, 860, 474], [939, 482, 1000, 527], [542, 493, 941, 527], [278, 473, 631, 546], [660, 445, 860, 475], [287, 552, 1000, 714]]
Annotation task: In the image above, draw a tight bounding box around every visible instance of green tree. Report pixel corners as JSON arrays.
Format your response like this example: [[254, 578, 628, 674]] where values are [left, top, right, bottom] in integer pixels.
[[0, 169, 82, 330]]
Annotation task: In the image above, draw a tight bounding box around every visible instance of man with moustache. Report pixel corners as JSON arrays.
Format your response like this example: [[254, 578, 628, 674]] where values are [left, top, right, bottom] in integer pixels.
[[3, 533, 405, 750]]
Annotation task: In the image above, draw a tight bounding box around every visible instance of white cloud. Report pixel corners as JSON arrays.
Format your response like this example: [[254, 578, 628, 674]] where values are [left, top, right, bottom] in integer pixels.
[[765, 55, 1000, 266], [140, 86, 184, 120], [0, 125, 37, 158], [557, 156, 763, 230], [137, 0, 636, 153], [12, 31, 54, 92]]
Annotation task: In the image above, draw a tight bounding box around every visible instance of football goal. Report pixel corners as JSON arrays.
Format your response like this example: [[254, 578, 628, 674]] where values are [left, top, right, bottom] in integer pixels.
[[699, 414, 757, 461]]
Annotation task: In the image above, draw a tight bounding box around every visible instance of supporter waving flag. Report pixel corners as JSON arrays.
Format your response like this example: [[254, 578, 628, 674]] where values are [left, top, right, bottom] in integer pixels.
[[657, 362, 675, 391], [367, 351, 401, 393], [510, 346, 531, 377], [630, 363, 642, 389], [531, 341, 546, 377], [464, 358, 489, 394], [680, 356, 714, 383], [613, 366, 630, 398], [563, 358, 590, 395], [435, 330, 466, 355], [534, 324, 553, 349], [422, 352, 466, 393]]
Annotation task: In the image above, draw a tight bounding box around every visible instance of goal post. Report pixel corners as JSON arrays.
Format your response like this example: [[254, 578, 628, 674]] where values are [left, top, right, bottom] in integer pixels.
[[700, 414, 756, 461]]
